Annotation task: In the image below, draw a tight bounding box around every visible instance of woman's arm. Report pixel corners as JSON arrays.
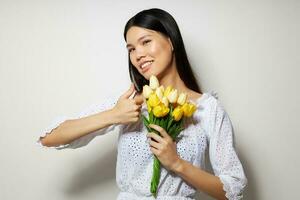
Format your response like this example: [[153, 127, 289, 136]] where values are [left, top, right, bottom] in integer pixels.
[[147, 124, 227, 200], [172, 159, 227, 200], [39, 84, 142, 149], [40, 108, 118, 147]]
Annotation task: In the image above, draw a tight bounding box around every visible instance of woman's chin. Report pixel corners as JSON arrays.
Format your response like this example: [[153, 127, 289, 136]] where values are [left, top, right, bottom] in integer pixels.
[[145, 72, 157, 80]]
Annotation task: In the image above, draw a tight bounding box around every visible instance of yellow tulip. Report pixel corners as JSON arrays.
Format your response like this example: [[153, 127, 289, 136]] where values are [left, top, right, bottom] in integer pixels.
[[148, 93, 160, 107], [172, 105, 184, 121], [146, 100, 152, 112], [182, 103, 197, 117], [177, 92, 187, 105], [153, 103, 170, 118], [149, 75, 159, 90], [142, 85, 153, 99], [163, 86, 173, 97]]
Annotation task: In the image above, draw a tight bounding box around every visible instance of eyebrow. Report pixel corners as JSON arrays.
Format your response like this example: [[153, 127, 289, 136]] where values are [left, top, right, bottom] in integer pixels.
[[126, 34, 152, 48]]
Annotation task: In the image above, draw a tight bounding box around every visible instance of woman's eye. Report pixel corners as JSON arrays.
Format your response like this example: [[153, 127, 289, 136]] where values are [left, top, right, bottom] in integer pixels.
[[143, 40, 151, 45], [128, 48, 135, 53]]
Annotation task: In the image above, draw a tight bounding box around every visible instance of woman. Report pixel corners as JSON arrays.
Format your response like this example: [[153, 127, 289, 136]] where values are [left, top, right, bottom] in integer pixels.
[[37, 8, 247, 200]]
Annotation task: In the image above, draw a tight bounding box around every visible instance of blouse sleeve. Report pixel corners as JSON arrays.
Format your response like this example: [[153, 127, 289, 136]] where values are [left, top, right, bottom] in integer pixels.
[[207, 94, 247, 200], [36, 94, 120, 150]]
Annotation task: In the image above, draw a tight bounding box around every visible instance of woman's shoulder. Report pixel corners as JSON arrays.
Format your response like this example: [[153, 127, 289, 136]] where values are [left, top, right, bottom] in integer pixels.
[[188, 90, 219, 105], [187, 90, 224, 125]]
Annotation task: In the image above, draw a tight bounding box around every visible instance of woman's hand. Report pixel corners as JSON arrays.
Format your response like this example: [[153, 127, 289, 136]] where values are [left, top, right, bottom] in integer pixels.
[[147, 124, 183, 172], [112, 83, 144, 125]]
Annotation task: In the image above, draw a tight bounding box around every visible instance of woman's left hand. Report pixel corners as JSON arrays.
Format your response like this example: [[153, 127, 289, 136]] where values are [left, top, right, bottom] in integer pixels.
[[147, 124, 182, 172]]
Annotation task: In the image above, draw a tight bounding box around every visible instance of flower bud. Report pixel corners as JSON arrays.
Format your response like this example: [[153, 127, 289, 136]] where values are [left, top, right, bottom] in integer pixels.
[[159, 85, 165, 93], [161, 96, 169, 107], [153, 104, 170, 118], [155, 87, 163, 101], [148, 93, 160, 107], [167, 89, 178, 103], [177, 92, 187, 105], [146, 100, 152, 112], [142, 85, 153, 99], [163, 86, 172, 97], [182, 102, 197, 117], [149, 75, 159, 90], [172, 105, 183, 121]]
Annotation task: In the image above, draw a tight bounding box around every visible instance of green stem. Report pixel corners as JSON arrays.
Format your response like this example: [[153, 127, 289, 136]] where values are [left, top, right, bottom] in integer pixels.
[[150, 156, 161, 198]]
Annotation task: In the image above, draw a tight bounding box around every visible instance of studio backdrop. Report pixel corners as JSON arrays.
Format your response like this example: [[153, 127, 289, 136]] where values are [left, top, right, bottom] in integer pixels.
[[0, 0, 299, 200]]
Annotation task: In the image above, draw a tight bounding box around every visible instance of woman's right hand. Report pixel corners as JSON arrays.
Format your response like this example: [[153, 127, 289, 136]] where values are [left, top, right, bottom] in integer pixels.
[[112, 83, 144, 125]]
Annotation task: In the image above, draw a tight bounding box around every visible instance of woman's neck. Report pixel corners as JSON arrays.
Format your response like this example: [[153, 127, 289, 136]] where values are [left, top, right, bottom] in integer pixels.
[[158, 65, 189, 94]]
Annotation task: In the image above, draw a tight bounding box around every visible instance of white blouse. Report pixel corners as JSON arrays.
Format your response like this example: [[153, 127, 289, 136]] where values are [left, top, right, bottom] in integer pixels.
[[36, 91, 247, 200]]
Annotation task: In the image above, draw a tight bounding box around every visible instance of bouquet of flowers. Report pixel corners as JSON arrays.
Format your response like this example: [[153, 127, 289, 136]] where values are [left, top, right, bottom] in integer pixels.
[[141, 75, 197, 198]]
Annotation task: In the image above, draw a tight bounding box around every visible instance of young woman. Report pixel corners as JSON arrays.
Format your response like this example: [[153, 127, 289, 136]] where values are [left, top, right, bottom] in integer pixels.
[[37, 8, 247, 200]]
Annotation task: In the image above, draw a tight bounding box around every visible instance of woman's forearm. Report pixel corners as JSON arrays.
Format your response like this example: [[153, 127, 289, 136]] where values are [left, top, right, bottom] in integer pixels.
[[172, 159, 227, 200], [40, 108, 118, 147]]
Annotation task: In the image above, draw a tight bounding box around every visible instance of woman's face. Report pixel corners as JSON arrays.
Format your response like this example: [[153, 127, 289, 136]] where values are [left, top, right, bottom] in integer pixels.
[[126, 26, 174, 80]]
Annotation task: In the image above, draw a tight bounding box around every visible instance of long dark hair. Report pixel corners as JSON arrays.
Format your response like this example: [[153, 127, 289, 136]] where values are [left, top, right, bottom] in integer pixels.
[[124, 8, 202, 94]]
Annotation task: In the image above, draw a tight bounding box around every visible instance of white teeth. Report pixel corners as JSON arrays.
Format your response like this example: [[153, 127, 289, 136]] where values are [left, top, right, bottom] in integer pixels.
[[141, 61, 153, 69]]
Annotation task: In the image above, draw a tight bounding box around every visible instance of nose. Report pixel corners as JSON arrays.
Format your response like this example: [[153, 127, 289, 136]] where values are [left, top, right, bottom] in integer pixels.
[[135, 46, 146, 61]]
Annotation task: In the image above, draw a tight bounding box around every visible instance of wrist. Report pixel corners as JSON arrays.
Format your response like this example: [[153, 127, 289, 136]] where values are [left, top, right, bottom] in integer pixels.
[[171, 157, 185, 173], [108, 108, 120, 125]]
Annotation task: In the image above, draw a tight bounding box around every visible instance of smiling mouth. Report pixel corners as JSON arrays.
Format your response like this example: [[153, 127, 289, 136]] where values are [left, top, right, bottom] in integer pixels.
[[140, 61, 153, 73], [140, 61, 154, 69]]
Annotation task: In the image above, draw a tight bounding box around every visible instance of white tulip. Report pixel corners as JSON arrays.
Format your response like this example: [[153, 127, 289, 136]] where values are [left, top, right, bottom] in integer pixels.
[[177, 92, 187, 105], [161, 96, 169, 107], [155, 87, 164, 101], [167, 89, 178, 103], [142, 85, 153, 99], [159, 85, 165, 93], [149, 75, 159, 90]]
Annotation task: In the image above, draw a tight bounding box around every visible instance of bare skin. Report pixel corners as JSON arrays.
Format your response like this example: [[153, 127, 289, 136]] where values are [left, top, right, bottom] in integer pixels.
[[40, 83, 144, 147]]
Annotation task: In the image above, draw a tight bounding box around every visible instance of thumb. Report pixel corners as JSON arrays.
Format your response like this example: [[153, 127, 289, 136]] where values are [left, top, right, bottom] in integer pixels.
[[121, 83, 136, 99]]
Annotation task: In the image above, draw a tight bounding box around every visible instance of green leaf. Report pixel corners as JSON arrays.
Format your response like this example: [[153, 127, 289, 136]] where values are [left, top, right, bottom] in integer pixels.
[[159, 117, 164, 128], [174, 128, 181, 138], [149, 111, 154, 124], [160, 117, 164, 129], [153, 116, 157, 125], [173, 123, 185, 138], [162, 117, 167, 130], [142, 114, 152, 132], [142, 115, 149, 125], [180, 118, 184, 127], [155, 117, 159, 126], [146, 126, 151, 132], [167, 118, 173, 131], [170, 103, 173, 113], [169, 125, 177, 139], [166, 113, 170, 123]]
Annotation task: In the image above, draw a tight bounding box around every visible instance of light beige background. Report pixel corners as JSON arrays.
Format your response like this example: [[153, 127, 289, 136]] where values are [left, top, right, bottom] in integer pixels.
[[0, 0, 299, 199]]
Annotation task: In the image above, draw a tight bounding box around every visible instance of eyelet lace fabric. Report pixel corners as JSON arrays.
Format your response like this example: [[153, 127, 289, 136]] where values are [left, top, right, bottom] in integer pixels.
[[36, 91, 247, 199]]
